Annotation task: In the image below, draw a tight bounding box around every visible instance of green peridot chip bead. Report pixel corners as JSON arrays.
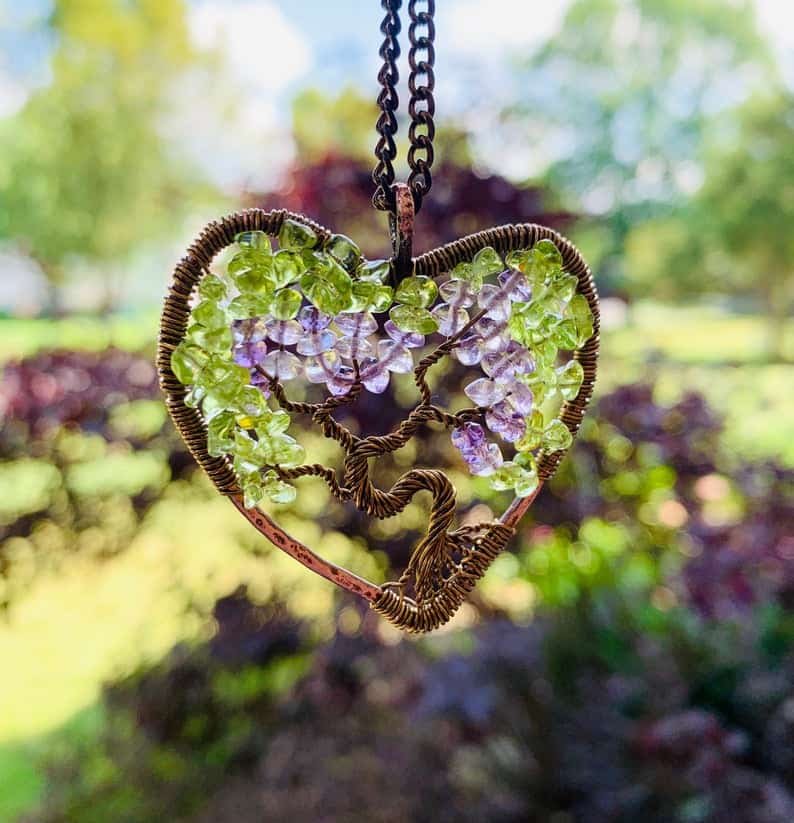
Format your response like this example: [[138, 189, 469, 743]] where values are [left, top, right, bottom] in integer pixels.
[[394, 275, 438, 308], [516, 409, 545, 452], [323, 260, 354, 295], [279, 219, 317, 252], [233, 452, 260, 483], [256, 409, 291, 438], [301, 277, 339, 314], [272, 250, 304, 288], [557, 359, 585, 401], [543, 419, 573, 452], [186, 323, 233, 354], [567, 294, 594, 345], [526, 383, 548, 408], [198, 274, 227, 301], [357, 258, 390, 283], [389, 304, 439, 334], [234, 387, 270, 428], [263, 470, 297, 504], [349, 281, 376, 312], [350, 281, 393, 313], [170, 342, 209, 384], [450, 261, 483, 292], [511, 311, 548, 348], [205, 358, 250, 387], [233, 411, 259, 431], [370, 285, 394, 313], [511, 301, 546, 332], [526, 365, 557, 405], [228, 250, 270, 275], [261, 433, 305, 467], [306, 256, 352, 290], [300, 248, 325, 269], [207, 411, 237, 457], [234, 433, 280, 481], [191, 299, 227, 329], [472, 246, 504, 276], [200, 391, 232, 422], [266, 483, 297, 505], [184, 384, 206, 408], [228, 251, 275, 293], [229, 267, 275, 293], [235, 230, 271, 252], [202, 383, 244, 413], [488, 460, 539, 498], [243, 480, 265, 509], [533, 338, 559, 368], [227, 294, 272, 319], [528, 314, 560, 345], [515, 451, 537, 472], [548, 272, 578, 304], [233, 429, 259, 460], [514, 466, 540, 498], [515, 240, 563, 287], [534, 288, 563, 315], [533, 239, 563, 267], [300, 266, 353, 315], [271, 288, 302, 320], [551, 318, 579, 350], [489, 462, 523, 492], [505, 249, 530, 270], [326, 233, 361, 272], [507, 312, 527, 346]]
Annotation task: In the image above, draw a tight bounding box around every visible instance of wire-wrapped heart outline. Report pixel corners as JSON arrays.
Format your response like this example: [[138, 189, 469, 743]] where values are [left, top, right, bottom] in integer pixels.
[[157, 209, 599, 632]]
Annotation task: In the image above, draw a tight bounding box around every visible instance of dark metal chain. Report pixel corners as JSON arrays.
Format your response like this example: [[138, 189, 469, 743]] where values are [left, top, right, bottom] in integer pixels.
[[372, 0, 436, 215], [407, 0, 436, 211], [372, 0, 401, 212]]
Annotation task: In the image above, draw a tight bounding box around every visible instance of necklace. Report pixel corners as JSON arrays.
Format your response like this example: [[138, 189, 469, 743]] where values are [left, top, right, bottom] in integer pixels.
[[157, 0, 599, 633]]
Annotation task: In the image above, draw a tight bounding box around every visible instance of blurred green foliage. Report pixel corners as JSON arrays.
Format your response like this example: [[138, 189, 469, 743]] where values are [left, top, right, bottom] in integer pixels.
[[0, 0, 217, 311], [292, 86, 473, 171], [628, 92, 794, 357], [507, 0, 785, 330], [292, 87, 377, 163]]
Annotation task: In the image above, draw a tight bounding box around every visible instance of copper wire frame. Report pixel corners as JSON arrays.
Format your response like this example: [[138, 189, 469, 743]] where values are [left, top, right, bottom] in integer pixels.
[[157, 208, 599, 633]]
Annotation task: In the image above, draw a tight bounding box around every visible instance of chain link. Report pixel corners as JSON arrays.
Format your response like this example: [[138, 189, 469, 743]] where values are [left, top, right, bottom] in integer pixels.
[[372, 0, 436, 215]]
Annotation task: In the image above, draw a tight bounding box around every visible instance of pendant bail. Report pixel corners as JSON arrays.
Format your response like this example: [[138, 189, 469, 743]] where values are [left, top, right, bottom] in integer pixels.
[[389, 182, 415, 285]]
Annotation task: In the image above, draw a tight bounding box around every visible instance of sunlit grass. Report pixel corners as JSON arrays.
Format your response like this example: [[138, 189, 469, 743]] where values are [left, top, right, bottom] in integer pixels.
[[598, 302, 794, 466], [0, 475, 384, 820], [0, 312, 159, 363], [0, 476, 382, 742], [0, 744, 42, 822], [607, 301, 794, 365], [0, 707, 103, 823]]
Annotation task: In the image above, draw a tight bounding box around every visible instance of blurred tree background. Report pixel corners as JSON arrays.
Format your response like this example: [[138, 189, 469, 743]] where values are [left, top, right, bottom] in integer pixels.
[[0, 0, 219, 314], [0, 0, 793, 821]]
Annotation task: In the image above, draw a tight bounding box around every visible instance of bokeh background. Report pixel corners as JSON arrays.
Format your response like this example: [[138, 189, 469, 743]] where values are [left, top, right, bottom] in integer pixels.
[[1, 1, 793, 820]]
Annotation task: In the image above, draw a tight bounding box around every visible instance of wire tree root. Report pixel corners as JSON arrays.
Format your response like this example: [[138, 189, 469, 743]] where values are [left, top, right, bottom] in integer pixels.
[[260, 309, 518, 632]]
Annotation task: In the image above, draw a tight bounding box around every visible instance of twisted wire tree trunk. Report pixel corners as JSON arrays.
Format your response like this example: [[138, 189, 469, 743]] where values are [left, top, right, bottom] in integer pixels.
[[261, 305, 513, 609]]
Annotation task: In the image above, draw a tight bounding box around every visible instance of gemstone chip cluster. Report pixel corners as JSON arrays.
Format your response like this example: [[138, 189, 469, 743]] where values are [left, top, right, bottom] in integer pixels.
[[170, 220, 593, 507]]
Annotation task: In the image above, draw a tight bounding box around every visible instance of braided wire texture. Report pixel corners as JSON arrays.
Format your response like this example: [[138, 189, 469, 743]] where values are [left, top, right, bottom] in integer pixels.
[[157, 209, 599, 633]]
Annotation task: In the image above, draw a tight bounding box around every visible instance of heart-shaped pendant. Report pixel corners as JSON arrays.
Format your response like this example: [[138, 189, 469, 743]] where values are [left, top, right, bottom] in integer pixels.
[[157, 207, 598, 632]]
